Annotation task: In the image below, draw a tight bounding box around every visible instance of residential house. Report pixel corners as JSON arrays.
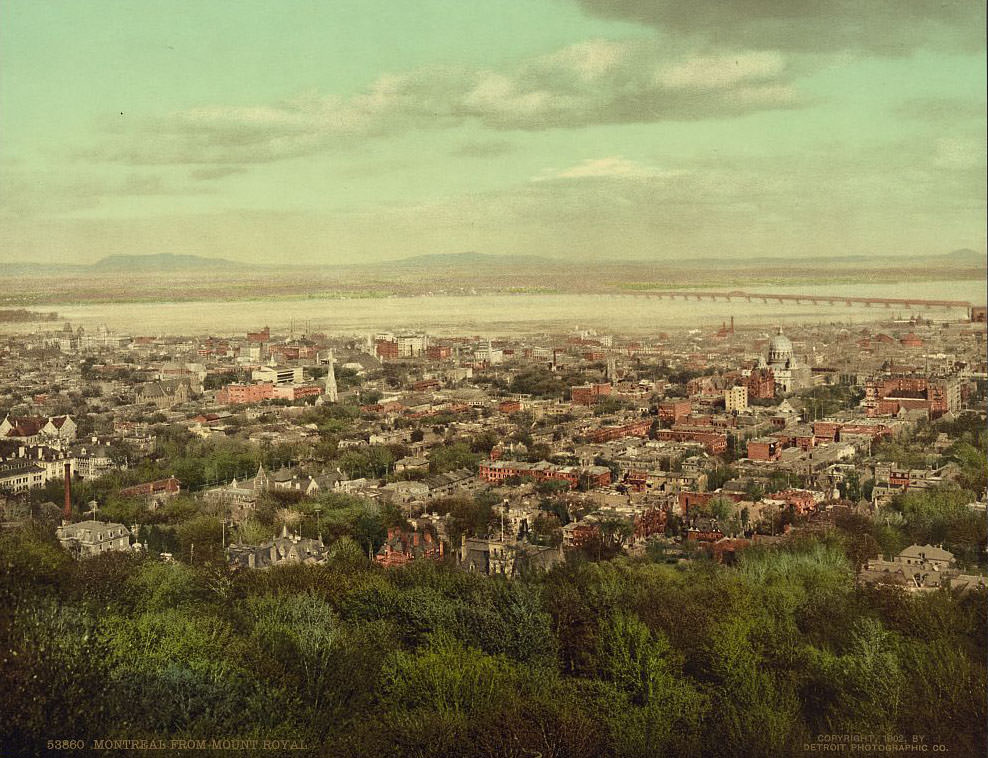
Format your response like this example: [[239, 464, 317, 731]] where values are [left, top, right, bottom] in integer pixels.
[[227, 526, 329, 569], [0, 414, 77, 444], [57, 520, 131, 557], [375, 527, 445, 567]]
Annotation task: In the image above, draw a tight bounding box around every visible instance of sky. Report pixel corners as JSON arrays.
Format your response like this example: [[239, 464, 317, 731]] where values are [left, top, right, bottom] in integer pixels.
[[1, 0, 985, 265]]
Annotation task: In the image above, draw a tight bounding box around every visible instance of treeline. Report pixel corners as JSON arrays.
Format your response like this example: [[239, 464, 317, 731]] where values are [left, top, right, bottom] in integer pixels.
[[1, 526, 985, 757]]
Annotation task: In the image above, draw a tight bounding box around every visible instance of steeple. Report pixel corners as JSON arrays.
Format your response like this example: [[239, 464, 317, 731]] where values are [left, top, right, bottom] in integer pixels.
[[254, 463, 269, 491], [325, 349, 338, 403]]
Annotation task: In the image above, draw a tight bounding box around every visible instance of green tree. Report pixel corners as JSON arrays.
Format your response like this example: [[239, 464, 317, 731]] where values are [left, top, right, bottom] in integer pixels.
[[428, 442, 481, 474]]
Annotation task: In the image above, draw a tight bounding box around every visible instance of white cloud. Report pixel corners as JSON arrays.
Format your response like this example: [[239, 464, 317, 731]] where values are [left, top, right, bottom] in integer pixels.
[[658, 52, 786, 90], [533, 156, 680, 181], [84, 39, 801, 166], [544, 38, 629, 80]]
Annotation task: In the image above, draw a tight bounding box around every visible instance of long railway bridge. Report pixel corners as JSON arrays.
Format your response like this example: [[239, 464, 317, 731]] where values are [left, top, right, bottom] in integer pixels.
[[636, 289, 974, 311]]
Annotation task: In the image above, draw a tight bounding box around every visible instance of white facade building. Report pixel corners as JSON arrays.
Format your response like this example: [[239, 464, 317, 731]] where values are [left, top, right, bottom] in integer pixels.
[[252, 365, 303, 385]]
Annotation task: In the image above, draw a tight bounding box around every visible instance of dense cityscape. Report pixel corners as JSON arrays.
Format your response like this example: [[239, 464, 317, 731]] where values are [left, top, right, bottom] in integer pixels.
[[2, 307, 985, 755], [3, 0, 985, 754]]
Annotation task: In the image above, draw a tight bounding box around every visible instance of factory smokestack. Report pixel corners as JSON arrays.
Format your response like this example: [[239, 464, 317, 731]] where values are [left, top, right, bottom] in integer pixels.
[[63, 463, 72, 523]]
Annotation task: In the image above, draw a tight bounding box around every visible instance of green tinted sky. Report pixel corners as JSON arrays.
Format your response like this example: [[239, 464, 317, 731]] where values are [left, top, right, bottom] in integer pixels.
[[1, 0, 984, 264]]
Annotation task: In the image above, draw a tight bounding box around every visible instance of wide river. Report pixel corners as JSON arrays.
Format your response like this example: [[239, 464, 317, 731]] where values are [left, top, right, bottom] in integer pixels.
[[6, 279, 985, 337]]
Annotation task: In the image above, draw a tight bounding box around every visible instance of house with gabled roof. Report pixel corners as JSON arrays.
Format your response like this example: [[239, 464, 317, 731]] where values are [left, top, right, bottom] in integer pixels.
[[0, 414, 76, 444], [226, 525, 329, 569], [859, 544, 975, 592], [136, 379, 191, 409]]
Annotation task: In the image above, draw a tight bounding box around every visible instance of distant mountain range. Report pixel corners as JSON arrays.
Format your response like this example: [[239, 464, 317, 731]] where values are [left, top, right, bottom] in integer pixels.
[[90, 253, 246, 272], [942, 248, 985, 263], [0, 253, 252, 276], [0, 249, 983, 276]]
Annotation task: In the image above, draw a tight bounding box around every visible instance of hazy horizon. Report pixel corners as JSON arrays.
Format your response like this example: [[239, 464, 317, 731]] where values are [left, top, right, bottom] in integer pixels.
[[1, 1, 985, 266]]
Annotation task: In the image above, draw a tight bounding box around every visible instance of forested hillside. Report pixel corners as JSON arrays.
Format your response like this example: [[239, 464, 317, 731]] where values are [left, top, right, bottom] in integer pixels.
[[2, 528, 984, 757]]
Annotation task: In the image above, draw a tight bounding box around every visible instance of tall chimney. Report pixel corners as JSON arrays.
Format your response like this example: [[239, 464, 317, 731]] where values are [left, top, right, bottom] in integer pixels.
[[63, 463, 72, 522]]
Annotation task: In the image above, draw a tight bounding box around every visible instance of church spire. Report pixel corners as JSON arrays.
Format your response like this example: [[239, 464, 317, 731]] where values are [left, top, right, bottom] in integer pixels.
[[325, 349, 338, 403]]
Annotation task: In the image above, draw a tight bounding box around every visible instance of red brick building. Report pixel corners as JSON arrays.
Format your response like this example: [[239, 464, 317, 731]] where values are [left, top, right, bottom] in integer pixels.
[[247, 326, 270, 343], [811, 421, 842, 443], [498, 400, 522, 414], [375, 528, 444, 567], [271, 384, 323, 401], [812, 419, 893, 443], [270, 344, 318, 361], [570, 383, 612, 406], [766, 489, 817, 515], [216, 382, 274, 405], [585, 418, 652, 443], [657, 400, 691, 425], [745, 368, 775, 399], [478, 460, 612, 489], [838, 422, 893, 442], [375, 339, 399, 360], [863, 377, 958, 419], [120, 476, 182, 503], [634, 508, 667, 539], [426, 345, 452, 361], [655, 427, 727, 454], [747, 437, 782, 461], [792, 431, 816, 451]]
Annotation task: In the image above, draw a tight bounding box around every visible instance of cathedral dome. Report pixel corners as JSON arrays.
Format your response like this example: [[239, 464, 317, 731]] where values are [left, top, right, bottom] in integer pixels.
[[768, 330, 793, 365]]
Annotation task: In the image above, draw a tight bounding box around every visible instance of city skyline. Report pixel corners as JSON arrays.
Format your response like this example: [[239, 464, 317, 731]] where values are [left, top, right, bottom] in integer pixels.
[[1, 0, 985, 265]]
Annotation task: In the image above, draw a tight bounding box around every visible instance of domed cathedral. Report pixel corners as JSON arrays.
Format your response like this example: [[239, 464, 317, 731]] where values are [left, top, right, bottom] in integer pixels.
[[764, 328, 811, 393], [768, 330, 794, 367]]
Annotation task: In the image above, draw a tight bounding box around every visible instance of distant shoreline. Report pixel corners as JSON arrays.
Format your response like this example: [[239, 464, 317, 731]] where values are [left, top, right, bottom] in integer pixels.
[[2, 280, 981, 337], [0, 308, 58, 322], [0, 269, 983, 308]]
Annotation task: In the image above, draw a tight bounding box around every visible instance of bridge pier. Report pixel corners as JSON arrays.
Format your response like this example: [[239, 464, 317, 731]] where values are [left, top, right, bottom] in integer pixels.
[[642, 291, 971, 312]]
